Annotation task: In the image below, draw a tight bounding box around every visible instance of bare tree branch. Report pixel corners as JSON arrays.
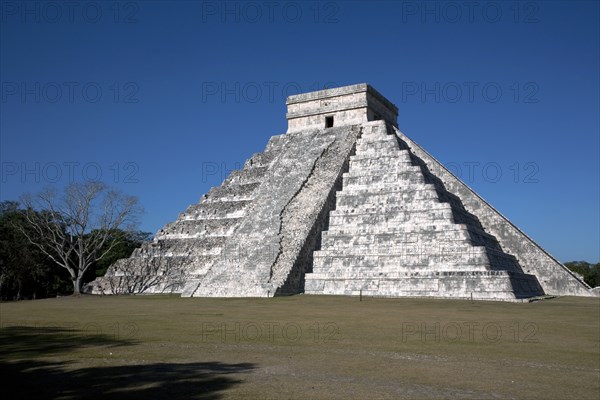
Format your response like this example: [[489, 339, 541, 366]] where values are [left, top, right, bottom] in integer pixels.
[[19, 181, 142, 295]]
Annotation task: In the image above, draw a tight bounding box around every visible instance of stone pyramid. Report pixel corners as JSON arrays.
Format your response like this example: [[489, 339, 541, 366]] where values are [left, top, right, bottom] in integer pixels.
[[87, 84, 594, 301]]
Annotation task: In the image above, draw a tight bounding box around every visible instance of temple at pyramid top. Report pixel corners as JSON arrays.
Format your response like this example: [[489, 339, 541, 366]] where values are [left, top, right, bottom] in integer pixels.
[[286, 83, 399, 132]]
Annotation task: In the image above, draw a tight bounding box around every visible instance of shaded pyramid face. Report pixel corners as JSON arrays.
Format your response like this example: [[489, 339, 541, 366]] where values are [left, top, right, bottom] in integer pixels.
[[87, 84, 594, 301]]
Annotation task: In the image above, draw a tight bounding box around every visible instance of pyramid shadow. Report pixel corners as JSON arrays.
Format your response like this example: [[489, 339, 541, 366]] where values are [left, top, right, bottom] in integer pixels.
[[0, 326, 255, 400]]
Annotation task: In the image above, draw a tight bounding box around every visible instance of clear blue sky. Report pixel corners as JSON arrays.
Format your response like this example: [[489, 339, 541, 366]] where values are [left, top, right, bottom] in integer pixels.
[[1, 1, 598, 263]]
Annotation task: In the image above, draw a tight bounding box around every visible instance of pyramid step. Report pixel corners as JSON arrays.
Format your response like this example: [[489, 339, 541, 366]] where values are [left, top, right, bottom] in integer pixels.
[[157, 217, 242, 239], [336, 182, 434, 195], [463, 225, 504, 249], [338, 181, 433, 193], [335, 194, 442, 211], [352, 147, 403, 158], [344, 165, 422, 178], [483, 248, 521, 271], [143, 236, 228, 256], [329, 204, 452, 218], [335, 188, 439, 208], [203, 182, 260, 203], [312, 253, 494, 270], [355, 140, 400, 153], [349, 157, 414, 171], [304, 271, 544, 299], [330, 205, 482, 229], [243, 149, 280, 169], [308, 266, 502, 279], [321, 223, 505, 253], [224, 166, 270, 185], [323, 222, 469, 235], [350, 151, 412, 163], [357, 133, 399, 144], [312, 246, 521, 271], [318, 241, 480, 255], [331, 201, 450, 216], [327, 212, 450, 227], [342, 172, 425, 187], [321, 231, 473, 248], [183, 200, 251, 220], [264, 133, 287, 150], [312, 257, 492, 270]]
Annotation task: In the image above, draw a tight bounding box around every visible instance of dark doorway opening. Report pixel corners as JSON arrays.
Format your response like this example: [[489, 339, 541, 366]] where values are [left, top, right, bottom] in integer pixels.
[[325, 116, 334, 128]]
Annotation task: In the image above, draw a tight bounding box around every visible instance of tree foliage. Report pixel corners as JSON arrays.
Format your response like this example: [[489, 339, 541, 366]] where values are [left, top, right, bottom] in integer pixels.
[[18, 182, 143, 295], [564, 261, 600, 288], [0, 200, 150, 300], [0, 202, 70, 299]]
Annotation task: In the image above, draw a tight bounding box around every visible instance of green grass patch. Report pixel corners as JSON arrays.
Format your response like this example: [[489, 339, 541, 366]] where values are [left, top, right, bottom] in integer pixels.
[[1, 295, 599, 399]]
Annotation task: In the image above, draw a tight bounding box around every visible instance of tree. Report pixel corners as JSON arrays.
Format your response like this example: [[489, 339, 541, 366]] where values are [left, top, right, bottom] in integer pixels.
[[82, 229, 152, 284], [19, 182, 142, 295], [0, 201, 70, 300], [565, 261, 600, 288]]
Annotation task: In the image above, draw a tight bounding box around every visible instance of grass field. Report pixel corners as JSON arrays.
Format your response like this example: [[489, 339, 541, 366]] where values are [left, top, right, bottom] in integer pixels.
[[1, 295, 599, 399]]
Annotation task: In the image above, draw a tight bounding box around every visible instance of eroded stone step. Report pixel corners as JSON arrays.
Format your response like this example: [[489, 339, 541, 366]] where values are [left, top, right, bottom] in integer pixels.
[[342, 173, 426, 187], [157, 218, 242, 239], [304, 272, 544, 300], [349, 157, 414, 171], [140, 236, 228, 256], [202, 182, 260, 202], [338, 181, 433, 192], [313, 247, 492, 267], [224, 166, 270, 186], [344, 165, 422, 178], [323, 222, 469, 235], [355, 140, 400, 153], [183, 200, 252, 220], [349, 151, 412, 163], [321, 231, 473, 248], [334, 198, 444, 214], [335, 188, 440, 208]]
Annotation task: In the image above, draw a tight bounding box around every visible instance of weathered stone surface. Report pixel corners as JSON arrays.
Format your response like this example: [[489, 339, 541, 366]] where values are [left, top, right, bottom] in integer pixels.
[[86, 135, 289, 294], [86, 83, 595, 300], [187, 125, 361, 297], [393, 128, 593, 297], [304, 121, 546, 301]]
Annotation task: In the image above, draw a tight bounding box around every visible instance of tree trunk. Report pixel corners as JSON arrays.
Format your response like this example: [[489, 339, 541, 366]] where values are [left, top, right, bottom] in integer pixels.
[[72, 277, 81, 295], [17, 280, 22, 300]]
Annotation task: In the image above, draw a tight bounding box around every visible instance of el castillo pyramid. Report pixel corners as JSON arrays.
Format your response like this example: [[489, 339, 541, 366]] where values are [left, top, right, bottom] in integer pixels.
[[87, 84, 595, 301]]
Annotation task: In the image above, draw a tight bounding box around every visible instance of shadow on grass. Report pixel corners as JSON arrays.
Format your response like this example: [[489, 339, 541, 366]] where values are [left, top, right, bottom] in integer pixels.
[[0, 326, 255, 399]]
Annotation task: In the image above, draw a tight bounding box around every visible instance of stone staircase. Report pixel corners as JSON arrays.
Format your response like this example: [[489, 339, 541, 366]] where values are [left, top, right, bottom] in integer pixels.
[[304, 121, 545, 301], [86, 134, 289, 294], [186, 125, 361, 297]]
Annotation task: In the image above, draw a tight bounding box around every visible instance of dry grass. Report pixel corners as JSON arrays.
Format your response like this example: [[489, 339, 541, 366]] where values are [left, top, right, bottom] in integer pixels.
[[1, 295, 599, 399]]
